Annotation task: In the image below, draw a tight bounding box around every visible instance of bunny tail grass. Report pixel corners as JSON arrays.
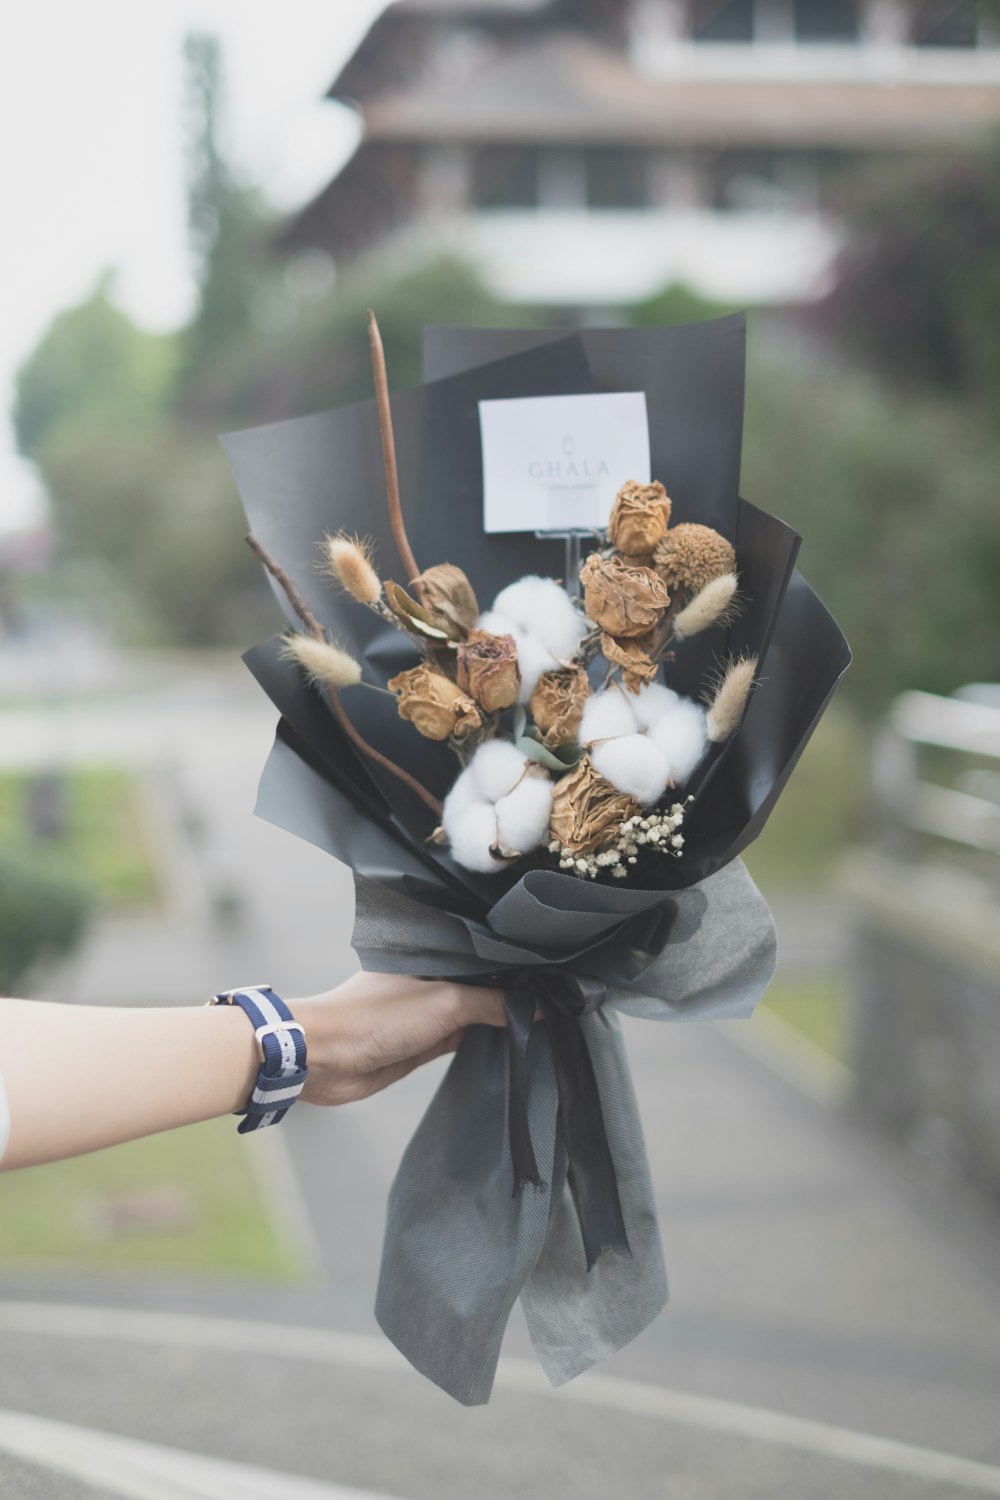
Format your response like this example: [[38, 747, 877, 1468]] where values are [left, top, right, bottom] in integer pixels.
[[324, 532, 382, 606], [673, 572, 739, 641], [246, 532, 443, 817], [280, 633, 362, 690], [706, 655, 758, 743]]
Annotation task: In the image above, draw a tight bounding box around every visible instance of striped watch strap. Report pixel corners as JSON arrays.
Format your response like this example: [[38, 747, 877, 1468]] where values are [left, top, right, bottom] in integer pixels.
[[211, 985, 308, 1132]]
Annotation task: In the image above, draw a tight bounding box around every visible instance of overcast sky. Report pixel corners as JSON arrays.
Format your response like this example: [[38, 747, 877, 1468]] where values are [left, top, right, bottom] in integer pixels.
[[0, 0, 386, 535]]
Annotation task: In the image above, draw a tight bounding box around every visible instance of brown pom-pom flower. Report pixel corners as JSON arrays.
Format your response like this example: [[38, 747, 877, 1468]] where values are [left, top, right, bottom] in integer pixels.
[[456, 629, 520, 713], [654, 523, 736, 598], [388, 664, 481, 741], [412, 563, 479, 639], [549, 756, 642, 857], [609, 480, 671, 557], [530, 667, 590, 748], [580, 553, 670, 639], [600, 632, 659, 694]]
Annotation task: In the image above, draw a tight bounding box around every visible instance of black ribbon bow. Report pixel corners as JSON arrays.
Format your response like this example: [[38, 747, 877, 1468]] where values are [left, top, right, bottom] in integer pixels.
[[502, 970, 631, 1272]]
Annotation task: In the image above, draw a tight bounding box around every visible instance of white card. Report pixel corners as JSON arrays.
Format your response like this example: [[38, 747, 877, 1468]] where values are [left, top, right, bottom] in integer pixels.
[[479, 391, 650, 534]]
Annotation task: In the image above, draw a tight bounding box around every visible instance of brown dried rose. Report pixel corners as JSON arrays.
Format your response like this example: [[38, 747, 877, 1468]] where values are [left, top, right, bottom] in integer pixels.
[[530, 668, 590, 748], [388, 664, 481, 741], [654, 523, 736, 598], [456, 629, 520, 713], [600, 632, 659, 694], [580, 552, 670, 638], [609, 480, 671, 557], [412, 562, 479, 639], [549, 756, 642, 857]]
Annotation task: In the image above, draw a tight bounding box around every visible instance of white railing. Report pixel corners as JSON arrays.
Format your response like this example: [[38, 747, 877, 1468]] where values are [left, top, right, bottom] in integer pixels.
[[873, 687, 1000, 859]]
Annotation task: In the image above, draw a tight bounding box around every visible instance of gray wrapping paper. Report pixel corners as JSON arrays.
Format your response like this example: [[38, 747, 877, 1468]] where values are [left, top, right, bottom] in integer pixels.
[[255, 730, 775, 1403], [355, 867, 775, 1405]]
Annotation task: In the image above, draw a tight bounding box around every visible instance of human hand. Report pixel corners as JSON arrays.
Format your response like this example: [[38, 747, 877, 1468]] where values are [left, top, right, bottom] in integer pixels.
[[293, 971, 506, 1107]]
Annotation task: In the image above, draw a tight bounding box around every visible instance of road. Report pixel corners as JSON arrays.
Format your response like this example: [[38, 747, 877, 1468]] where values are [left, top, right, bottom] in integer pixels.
[[2, 657, 1000, 1498]]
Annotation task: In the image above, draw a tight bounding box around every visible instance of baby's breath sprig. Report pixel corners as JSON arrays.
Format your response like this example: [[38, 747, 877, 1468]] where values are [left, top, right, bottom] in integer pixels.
[[549, 799, 691, 881]]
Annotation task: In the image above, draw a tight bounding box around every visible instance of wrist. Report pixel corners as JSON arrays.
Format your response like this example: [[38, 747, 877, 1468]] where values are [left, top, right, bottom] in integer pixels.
[[209, 985, 309, 1131]]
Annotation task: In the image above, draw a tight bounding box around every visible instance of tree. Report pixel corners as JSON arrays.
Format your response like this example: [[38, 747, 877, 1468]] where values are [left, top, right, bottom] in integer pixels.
[[177, 32, 274, 403], [821, 134, 1000, 401], [13, 277, 175, 463]]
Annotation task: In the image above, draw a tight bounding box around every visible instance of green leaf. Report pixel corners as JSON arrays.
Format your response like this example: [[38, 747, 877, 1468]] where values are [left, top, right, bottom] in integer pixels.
[[516, 737, 581, 774], [512, 705, 527, 740]]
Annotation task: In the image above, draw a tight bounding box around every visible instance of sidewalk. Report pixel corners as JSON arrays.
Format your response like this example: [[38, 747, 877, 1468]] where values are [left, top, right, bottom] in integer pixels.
[[3, 665, 1000, 1496]]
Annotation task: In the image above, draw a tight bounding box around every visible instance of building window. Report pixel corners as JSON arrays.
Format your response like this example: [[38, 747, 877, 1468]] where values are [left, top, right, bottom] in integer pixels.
[[586, 148, 649, 210], [794, 0, 858, 41], [472, 146, 538, 209], [690, 0, 755, 42], [911, 1, 978, 46]]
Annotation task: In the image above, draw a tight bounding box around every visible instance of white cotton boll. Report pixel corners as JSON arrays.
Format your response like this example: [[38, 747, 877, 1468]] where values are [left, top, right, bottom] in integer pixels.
[[592, 734, 671, 806], [495, 774, 553, 853], [648, 699, 708, 785], [580, 688, 638, 745], [441, 767, 481, 841], [630, 681, 680, 733], [492, 577, 549, 629], [515, 633, 560, 703], [469, 739, 528, 803], [525, 580, 589, 660], [476, 609, 517, 640], [447, 801, 505, 874]]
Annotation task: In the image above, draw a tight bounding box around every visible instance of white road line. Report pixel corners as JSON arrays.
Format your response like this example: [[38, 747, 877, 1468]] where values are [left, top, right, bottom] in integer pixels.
[[0, 1406, 400, 1500], [2, 1300, 1000, 1493]]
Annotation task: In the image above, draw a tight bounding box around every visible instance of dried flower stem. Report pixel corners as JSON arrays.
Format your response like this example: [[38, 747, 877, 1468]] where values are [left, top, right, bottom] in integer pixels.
[[368, 309, 424, 603], [246, 532, 443, 816]]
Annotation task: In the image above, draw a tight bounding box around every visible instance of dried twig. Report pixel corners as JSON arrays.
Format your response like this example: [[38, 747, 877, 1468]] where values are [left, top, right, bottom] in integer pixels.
[[246, 533, 443, 816], [368, 309, 424, 601]]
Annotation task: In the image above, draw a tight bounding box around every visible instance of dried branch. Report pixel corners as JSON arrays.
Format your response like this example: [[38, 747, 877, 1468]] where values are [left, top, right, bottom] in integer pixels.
[[246, 533, 443, 816], [368, 309, 424, 601]]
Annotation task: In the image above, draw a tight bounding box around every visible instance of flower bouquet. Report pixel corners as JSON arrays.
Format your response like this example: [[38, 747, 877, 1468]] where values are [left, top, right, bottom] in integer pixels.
[[222, 313, 850, 1405]]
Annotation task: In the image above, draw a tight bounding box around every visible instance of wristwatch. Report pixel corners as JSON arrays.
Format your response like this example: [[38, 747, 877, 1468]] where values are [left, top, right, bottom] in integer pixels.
[[210, 985, 308, 1133]]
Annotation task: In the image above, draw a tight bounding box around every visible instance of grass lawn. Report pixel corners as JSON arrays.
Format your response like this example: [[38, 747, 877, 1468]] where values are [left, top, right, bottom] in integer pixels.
[[0, 1118, 303, 1279], [0, 767, 158, 906], [742, 706, 866, 892], [760, 972, 850, 1065]]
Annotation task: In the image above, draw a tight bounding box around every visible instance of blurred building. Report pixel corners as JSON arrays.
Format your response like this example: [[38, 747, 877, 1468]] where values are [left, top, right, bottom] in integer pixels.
[[283, 0, 1000, 307]]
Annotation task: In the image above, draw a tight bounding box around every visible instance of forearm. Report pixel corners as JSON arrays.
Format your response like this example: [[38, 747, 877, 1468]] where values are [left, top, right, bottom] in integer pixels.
[[0, 999, 258, 1171]]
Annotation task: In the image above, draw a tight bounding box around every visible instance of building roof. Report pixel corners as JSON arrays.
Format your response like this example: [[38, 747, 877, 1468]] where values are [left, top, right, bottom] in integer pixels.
[[360, 32, 1000, 147], [328, 0, 551, 102]]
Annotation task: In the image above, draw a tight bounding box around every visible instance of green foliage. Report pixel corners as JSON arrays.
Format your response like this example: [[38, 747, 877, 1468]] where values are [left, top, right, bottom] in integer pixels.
[[628, 281, 734, 329], [0, 1117, 302, 1277], [13, 280, 176, 461], [0, 768, 158, 908], [743, 338, 1000, 711], [823, 134, 1000, 400], [0, 847, 92, 993]]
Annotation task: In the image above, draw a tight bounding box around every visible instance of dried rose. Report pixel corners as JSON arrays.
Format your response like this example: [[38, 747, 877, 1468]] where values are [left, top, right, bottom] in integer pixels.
[[412, 562, 479, 639], [580, 553, 670, 639], [456, 629, 520, 713], [600, 632, 659, 694], [609, 480, 671, 557], [388, 664, 481, 741], [549, 755, 642, 857], [654, 523, 736, 598], [530, 667, 590, 748]]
